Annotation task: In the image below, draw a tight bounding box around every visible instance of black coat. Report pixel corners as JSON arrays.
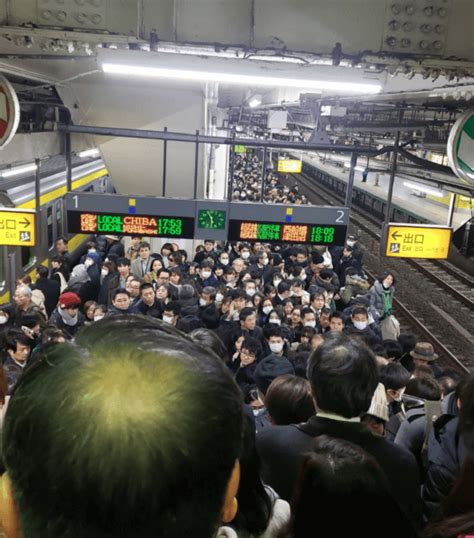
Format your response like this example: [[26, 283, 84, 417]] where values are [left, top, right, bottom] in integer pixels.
[[33, 277, 60, 317], [422, 415, 466, 522], [256, 415, 422, 528]]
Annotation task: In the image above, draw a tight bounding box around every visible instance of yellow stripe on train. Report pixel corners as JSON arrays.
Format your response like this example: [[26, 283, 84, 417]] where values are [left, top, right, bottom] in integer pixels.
[[0, 168, 108, 304]]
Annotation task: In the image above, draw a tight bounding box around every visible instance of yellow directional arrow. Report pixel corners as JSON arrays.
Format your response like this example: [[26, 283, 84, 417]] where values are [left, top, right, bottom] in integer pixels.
[[0, 210, 35, 246]]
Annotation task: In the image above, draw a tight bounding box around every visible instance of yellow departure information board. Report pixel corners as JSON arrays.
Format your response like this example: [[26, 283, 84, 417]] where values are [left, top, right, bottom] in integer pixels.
[[385, 224, 452, 259], [0, 209, 35, 246], [277, 159, 302, 173]]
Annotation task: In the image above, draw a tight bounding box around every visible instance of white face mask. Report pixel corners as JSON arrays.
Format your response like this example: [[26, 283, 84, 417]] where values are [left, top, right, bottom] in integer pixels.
[[199, 298, 207, 307], [273, 279, 282, 287], [94, 315, 104, 322], [241, 252, 250, 260], [0, 316, 7, 325], [216, 293, 224, 302], [84, 259, 94, 268], [88, 248, 97, 254], [300, 273, 307, 280], [201, 271, 212, 279], [101, 269, 109, 277], [262, 306, 273, 315], [346, 240, 356, 247], [353, 320, 368, 331], [269, 342, 284, 354], [220, 258, 229, 266], [269, 318, 281, 325], [246, 288, 256, 297], [162, 315, 174, 324], [304, 320, 316, 328]]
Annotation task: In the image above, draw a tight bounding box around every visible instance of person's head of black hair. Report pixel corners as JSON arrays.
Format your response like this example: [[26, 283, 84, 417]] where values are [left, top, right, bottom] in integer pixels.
[[36, 265, 49, 279], [405, 375, 442, 401], [288, 435, 418, 538], [264, 324, 285, 340], [117, 257, 131, 268], [379, 363, 411, 392], [239, 307, 256, 323], [459, 376, 474, 454], [277, 281, 290, 295], [265, 375, 315, 426], [2, 316, 243, 538], [163, 301, 181, 317], [241, 336, 262, 359], [189, 328, 229, 364], [397, 333, 417, 355], [382, 340, 403, 361], [307, 333, 379, 418], [112, 288, 130, 301]]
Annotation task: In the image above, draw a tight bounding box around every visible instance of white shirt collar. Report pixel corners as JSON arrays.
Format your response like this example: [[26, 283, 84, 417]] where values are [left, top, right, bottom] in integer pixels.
[[317, 410, 361, 423]]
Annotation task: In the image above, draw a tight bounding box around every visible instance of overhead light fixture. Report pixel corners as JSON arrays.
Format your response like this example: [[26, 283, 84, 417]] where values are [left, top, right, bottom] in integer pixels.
[[249, 95, 262, 108], [102, 63, 382, 94], [403, 181, 445, 197], [0, 163, 38, 178], [78, 148, 100, 158]]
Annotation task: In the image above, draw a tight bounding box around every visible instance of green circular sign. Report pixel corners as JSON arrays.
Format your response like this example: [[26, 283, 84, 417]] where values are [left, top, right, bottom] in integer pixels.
[[447, 109, 474, 185]]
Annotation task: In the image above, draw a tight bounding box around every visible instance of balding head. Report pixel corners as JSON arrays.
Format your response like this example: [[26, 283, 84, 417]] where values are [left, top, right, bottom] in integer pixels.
[[2, 316, 243, 538]]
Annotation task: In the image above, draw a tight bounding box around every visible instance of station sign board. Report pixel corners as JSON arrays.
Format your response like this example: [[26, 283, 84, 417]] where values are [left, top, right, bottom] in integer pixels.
[[65, 193, 349, 246], [0, 209, 35, 246], [447, 109, 474, 186], [0, 75, 20, 150], [277, 159, 302, 173], [384, 223, 452, 259]]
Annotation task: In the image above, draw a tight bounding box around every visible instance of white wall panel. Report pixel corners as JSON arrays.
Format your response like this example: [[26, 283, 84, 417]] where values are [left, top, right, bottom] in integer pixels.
[[59, 74, 205, 197]]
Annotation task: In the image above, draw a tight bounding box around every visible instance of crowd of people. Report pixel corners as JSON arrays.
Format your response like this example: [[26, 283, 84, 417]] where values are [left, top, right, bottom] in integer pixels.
[[231, 152, 309, 205], [0, 153, 471, 537], [0, 226, 471, 537]]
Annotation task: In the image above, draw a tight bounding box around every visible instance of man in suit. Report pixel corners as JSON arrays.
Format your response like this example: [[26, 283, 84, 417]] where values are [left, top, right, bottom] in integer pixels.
[[256, 332, 422, 529], [131, 241, 153, 280]]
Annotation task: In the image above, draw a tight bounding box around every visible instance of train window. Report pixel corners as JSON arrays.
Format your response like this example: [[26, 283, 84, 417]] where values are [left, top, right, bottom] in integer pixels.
[[47, 206, 54, 249], [21, 247, 35, 270], [56, 202, 63, 238]]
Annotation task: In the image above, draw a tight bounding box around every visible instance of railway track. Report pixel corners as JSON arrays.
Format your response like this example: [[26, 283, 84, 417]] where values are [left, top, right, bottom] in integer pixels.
[[290, 171, 472, 376]]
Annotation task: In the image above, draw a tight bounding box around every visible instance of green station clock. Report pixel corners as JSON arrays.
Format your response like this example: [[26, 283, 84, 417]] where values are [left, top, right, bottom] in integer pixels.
[[198, 209, 226, 230]]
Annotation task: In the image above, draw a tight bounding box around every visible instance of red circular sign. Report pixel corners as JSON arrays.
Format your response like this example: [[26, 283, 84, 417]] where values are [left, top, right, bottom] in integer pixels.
[[0, 75, 20, 149]]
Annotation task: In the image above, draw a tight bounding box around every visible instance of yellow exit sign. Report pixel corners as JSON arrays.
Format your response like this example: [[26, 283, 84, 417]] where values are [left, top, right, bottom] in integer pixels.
[[385, 223, 452, 259], [277, 159, 302, 173], [0, 209, 36, 246]]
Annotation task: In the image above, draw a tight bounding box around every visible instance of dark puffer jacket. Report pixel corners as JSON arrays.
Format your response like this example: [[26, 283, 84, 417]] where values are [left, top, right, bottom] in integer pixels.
[[421, 415, 466, 522]]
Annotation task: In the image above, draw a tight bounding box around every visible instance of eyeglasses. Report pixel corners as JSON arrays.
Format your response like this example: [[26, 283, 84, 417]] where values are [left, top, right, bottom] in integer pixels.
[[240, 350, 256, 359]]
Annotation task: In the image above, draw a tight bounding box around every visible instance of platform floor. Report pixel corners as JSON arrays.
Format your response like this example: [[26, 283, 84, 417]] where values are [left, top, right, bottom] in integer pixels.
[[300, 154, 470, 230]]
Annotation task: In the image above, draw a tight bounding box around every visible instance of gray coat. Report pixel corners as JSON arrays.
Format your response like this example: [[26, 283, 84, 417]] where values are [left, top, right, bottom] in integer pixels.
[[369, 280, 395, 320]]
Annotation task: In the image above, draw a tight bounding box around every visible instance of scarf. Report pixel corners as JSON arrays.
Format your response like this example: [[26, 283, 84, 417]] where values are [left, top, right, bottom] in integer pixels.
[[59, 307, 79, 326], [383, 288, 392, 316]]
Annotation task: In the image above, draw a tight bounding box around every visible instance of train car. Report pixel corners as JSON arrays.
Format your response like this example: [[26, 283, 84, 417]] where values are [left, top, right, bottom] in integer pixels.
[[0, 156, 110, 302]]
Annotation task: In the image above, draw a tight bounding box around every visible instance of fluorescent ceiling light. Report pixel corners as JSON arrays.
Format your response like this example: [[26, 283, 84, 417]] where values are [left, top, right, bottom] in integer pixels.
[[1, 163, 38, 178], [78, 148, 100, 158], [102, 63, 382, 94], [404, 181, 445, 197], [249, 95, 262, 108]]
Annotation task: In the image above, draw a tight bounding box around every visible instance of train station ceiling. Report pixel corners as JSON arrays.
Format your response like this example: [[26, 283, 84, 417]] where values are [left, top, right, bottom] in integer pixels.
[[0, 0, 473, 194]]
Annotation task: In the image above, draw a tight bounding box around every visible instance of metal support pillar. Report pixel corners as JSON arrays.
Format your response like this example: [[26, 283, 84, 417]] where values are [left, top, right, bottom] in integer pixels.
[[344, 152, 358, 207], [34, 158, 41, 244], [384, 130, 401, 227], [162, 126, 168, 197], [193, 130, 199, 199], [381, 109, 403, 256], [447, 192, 456, 227], [260, 147, 267, 203], [65, 131, 72, 192], [227, 132, 236, 201]]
